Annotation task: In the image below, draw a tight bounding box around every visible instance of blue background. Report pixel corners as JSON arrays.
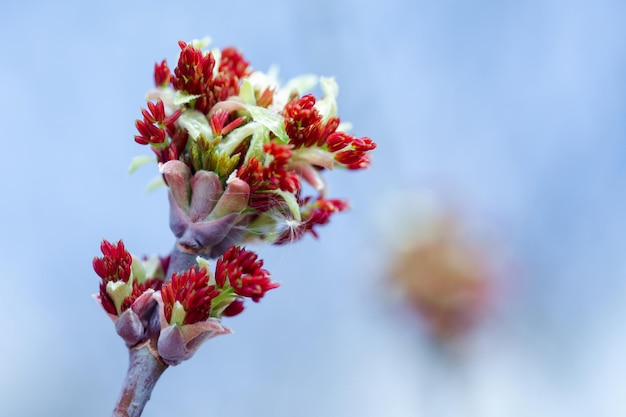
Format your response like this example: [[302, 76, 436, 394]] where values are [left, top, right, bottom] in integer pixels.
[[1, 0, 626, 416]]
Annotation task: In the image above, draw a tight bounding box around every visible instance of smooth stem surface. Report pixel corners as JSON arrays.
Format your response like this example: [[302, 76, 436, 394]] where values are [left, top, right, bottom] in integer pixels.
[[112, 346, 168, 417], [166, 244, 201, 281]]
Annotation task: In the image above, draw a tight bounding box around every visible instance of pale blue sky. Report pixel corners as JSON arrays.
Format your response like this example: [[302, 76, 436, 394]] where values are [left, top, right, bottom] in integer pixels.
[[1, 1, 626, 416]]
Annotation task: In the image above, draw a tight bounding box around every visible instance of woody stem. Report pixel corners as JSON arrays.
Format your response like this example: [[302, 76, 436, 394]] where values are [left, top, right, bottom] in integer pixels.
[[111, 346, 168, 417], [165, 244, 200, 281]]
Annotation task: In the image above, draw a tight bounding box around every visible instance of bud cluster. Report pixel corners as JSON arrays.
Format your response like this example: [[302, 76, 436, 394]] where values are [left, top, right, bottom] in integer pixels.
[[94, 38, 376, 371], [132, 38, 377, 256], [94, 240, 276, 365]]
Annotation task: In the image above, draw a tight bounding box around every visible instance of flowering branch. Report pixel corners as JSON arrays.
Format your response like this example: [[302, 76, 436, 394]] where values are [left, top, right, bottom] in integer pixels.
[[94, 36, 376, 416]]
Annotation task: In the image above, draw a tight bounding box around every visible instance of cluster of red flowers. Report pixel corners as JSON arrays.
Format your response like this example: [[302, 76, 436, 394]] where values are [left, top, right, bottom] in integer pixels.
[[161, 266, 219, 325], [214, 245, 277, 302], [131, 40, 376, 248], [237, 142, 300, 211], [93, 240, 133, 282], [326, 131, 376, 169], [134, 41, 250, 163], [94, 240, 278, 325], [284, 94, 376, 169], [98, 38, 377, 330], [93, 38, 378, 385], [135, 42, 252, 158], [134, 99, 186, 163], [173, 42, 249, 114], [283, 94, 336, 148], [93, 240, 162, 316]]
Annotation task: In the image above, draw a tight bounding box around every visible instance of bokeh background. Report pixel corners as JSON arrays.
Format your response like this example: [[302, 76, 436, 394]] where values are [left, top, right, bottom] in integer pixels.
[[2, 0, 626, 416]]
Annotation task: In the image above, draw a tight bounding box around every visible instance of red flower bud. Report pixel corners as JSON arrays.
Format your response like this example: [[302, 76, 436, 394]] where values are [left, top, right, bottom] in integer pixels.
[[215, 246, 278, 302], [161, 266, 220, 325]]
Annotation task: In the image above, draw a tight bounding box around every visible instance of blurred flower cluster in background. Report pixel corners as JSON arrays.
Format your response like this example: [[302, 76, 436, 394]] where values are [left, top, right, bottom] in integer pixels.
[[2, 1, 626, 416], [385, 195, 497, 343]]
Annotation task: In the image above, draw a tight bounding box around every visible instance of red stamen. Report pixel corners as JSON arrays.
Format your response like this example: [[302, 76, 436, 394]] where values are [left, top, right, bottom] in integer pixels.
[[326, 132, 377, 169], [161, 266, 220, 325], [219, 47, 251, 78], [222, 299, 245, 317], [210, 109, 229, 136], [256, 87, 274, 108], [284, 94, 323, 148], [215, 246, 278, 302], [93, 240, 133, 283], [237, 142, 300, 211], [154, 59, 171, 87]]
